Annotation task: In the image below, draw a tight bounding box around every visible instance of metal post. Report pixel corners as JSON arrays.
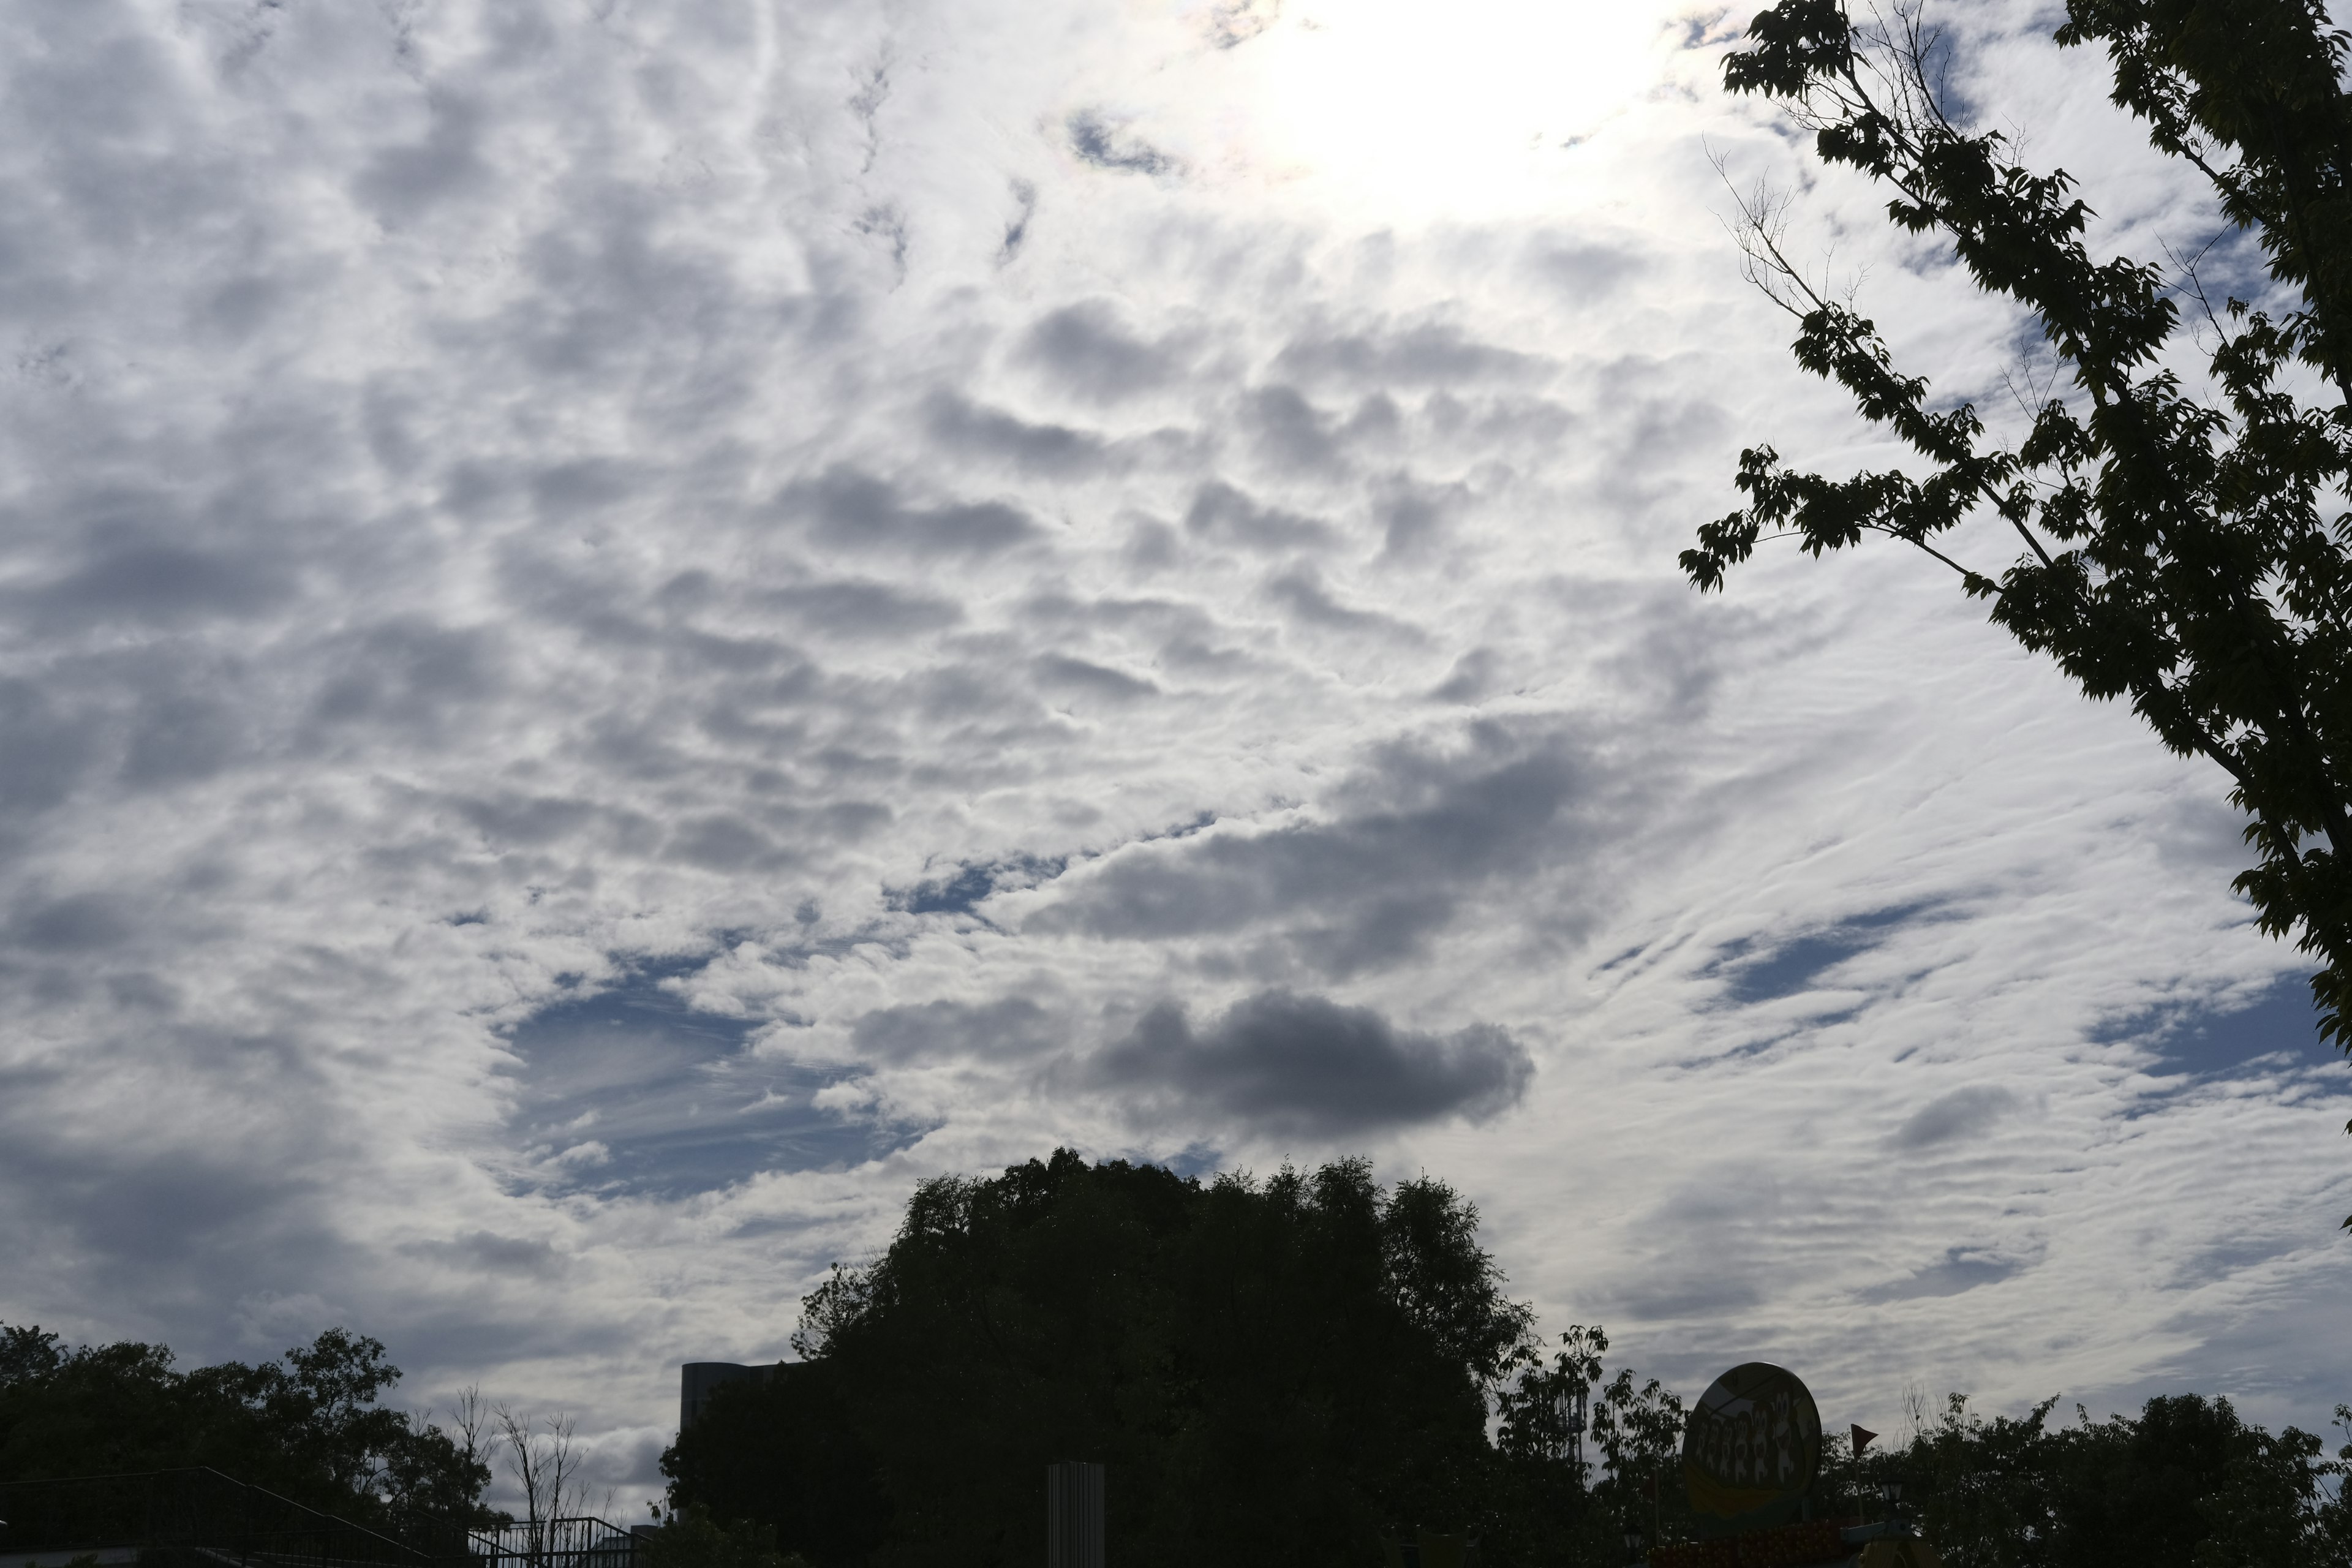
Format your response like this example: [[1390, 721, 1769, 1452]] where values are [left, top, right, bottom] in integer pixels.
[[1044, 1461, 1103, 1568]]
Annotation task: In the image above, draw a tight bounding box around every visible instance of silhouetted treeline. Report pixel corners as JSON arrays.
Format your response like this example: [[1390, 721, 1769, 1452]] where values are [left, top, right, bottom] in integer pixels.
[[663, 1150, 2352, 1568], [0, 1322, 492, 1525], [1820, 1390, 2352, 1567]]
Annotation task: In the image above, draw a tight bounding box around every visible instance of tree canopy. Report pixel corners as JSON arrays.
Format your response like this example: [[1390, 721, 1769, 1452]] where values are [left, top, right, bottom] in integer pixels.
[[1844, 1389, 2352, 1566], [1682, 0, 2352, 1155], [663, 1151, 2352, 1567], [9, 1161, 2337, 1568], [0, 1322, 492, 1524], [664, 1150, 1574, 1568]]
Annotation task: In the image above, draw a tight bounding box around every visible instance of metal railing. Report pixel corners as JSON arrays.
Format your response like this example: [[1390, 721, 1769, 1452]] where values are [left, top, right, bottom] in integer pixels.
[[0, 1469, 639, 1568], [0, 1469, 435, 1568], [464, 1516, 640, 1568]]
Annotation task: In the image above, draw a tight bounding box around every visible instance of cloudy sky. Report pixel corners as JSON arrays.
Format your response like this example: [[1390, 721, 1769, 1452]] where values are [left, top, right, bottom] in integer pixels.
[[2, 0, 2347, 1512]]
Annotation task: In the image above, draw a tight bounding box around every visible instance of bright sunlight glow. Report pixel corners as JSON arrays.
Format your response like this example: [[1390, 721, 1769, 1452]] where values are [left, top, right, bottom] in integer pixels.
[[1210, 0, 1676, 222]]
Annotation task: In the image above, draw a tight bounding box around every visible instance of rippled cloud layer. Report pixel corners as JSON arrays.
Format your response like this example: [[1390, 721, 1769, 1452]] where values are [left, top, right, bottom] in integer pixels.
[[0, 0, 2343, 1508]]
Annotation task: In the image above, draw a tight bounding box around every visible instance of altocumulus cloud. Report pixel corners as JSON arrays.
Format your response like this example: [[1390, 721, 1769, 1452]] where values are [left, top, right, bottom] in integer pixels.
[[0, 0, 2346, 1513], [1096, 990, 1532, 1139], [1029, 723, 1632, 977]]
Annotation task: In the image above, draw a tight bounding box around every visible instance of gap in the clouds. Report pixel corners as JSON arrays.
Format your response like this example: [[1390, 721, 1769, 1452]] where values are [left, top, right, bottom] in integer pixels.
[[1140, 1143, 1224, 1182], [887, 853, 1068, 918], [501, 957, 922, 1199], [2094, 974, 2333, 1085], [1854, 1245, 2025, 1303], [883, 815, 1222, 922], [1705, 902, 1938, 1008]]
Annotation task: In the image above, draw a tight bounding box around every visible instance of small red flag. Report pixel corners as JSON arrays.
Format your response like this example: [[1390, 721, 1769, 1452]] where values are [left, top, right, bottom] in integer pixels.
[[1852, 1424, 1879, 1457]]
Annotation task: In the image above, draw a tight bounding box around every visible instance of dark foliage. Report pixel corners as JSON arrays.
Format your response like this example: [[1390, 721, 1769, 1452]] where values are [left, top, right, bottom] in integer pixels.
[[663, 1153, 2349, 1566], [1855, 1390, 2352, 1566], [660, 1362, 887, 1568], [1684, 0, 2352, 1167], [0, 1322, 492, 1525], [641, 1501, 809, 1568], [662, 1150, 1544, 1568]]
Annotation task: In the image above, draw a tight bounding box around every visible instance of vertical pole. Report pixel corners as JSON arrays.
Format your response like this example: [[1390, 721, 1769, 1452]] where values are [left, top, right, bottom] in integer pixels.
[[1045, 1461, 1103, 1568]]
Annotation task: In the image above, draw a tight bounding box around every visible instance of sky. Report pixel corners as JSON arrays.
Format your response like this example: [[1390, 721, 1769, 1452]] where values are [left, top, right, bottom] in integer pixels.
[[1, 0, 2348, 1517]]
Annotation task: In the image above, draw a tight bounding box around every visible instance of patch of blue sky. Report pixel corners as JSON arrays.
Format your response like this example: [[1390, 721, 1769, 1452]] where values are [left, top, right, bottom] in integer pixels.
[[2094, 973, 2331, 1084], [1147, 1143, 1225, 1182], [1706, 903, 1937, 1009], [501, 960, 919, 1198], [887, 853, 1069, 918]]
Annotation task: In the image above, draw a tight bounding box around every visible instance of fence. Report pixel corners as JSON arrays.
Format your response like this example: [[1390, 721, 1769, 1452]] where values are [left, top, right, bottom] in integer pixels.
[[462, 1515, 641, 1568], [0, 1470, 639, 1568]]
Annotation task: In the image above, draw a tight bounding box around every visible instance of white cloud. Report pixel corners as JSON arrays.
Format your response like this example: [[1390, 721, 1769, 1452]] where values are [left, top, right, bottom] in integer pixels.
[[0, 0, 2344, 1517]]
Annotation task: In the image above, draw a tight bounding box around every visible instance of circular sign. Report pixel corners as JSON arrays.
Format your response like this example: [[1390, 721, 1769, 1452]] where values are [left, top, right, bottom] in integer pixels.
[[1681, 1362, 1822, 1532]]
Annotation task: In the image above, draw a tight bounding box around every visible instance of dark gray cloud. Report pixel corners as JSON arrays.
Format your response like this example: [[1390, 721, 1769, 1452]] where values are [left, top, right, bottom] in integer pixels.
[[121, 669, 244, 790], [1372, 473, 1472, 557], [1184, 480, 1335, 551], [1267, 565, 1425, 641], [785, 466, 1040, 556], [354, 91, 491, 227], [1094, 988, 1530, 1137], [1525, 239, 1644, 304], [1017, 301, 1182, 401], [755, 578, 963, 639], [531, 458, 644, 518], [1856, 1248, 2026, 1303], [850, 996, 1062, 1063], [1891, 1085, 2021, 1150], [1610, 1271, 1767, 1321], [664, 813, 791, 871], [1035, 653, 1160, 703], [1608, 1170, 1815, 1322], [0, 1046, 370, 1361], [309, 620, 505, 737], [22, 531, 299, 630], [923, 391, 1113, 476], [448, 790, 636, 853], [1031, 726, 1614, 974], [1272, 322, 1544, 390], [1429, 647, 1502, 704], [0, 680, 104, 814], [8, 892, 133, 955], [1243, 385, 1343, 472], [407, 1230, 569, 1282]]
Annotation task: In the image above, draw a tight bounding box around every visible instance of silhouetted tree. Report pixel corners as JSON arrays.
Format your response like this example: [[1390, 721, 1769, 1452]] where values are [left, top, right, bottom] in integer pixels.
[[641, 1501, 808, 1568], [663, 1150, 1537, 1568], [1858, 1390, 2352, 1566], [1683, 0, 2352, 1160], [1488, 1327, 1611, 1564], [1589, 1370, 1693, 1554], [0, 1322, 492, 1524]]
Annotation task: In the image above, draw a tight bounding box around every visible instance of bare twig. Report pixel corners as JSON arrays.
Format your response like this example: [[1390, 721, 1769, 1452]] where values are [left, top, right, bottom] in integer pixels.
[[495, 1404, 587, 1566]]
